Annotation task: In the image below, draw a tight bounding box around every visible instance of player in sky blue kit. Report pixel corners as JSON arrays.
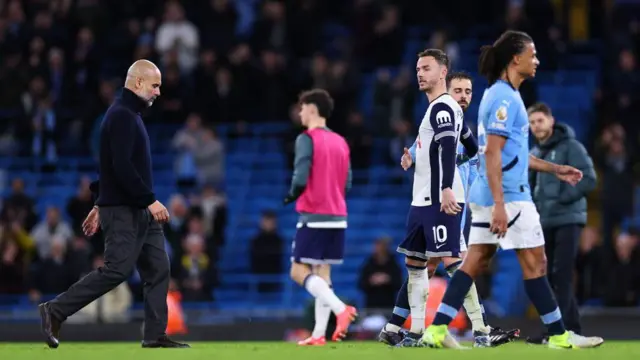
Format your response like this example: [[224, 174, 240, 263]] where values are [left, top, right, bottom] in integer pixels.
[[378, 72, 517, 348], [420, 30, 604, 349]]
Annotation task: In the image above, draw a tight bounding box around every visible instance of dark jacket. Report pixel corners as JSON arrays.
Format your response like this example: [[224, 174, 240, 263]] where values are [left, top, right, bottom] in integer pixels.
[[92, 88, 156, 208], [529, 123, 597, 228]]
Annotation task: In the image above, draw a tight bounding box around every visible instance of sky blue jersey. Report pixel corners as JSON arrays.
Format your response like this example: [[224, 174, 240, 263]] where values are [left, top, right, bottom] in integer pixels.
[[468, 80, 532, 206]]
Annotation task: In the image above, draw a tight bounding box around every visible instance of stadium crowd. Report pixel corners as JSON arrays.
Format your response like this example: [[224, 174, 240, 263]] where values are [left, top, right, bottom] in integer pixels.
[[0, 0, 639, 316]]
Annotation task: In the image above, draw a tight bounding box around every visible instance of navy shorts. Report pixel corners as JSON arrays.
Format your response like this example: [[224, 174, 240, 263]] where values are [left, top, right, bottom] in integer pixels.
[[397, 204, 464, 260], [291, 224, 345, 265]]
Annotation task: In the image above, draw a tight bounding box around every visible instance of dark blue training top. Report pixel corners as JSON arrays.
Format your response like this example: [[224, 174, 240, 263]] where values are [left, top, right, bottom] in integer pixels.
[[91, 87, 156, 208]]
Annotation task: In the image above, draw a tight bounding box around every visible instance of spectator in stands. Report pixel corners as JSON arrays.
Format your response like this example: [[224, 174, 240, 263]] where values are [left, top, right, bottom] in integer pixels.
[[358, 237, 402, 309], [1, 178, 37, 231], [306, 54, 331, 94], [155, 1, 199, 73], [89, 79, 117, 158], [171, 113, 204, 187], [46, 47, 67, 105], [197, 0, 238, 55], [30, 206, 73, 260], [193, 128, 225, 187], [28, 94, 58, 165], [0, 46, 28, 109], [193, 49, 219, 105], [158, 65, 190, 123], [372, 68, 393, 132], [252, 0, 288, 52], [164, 194, 190, 254], [172, 234, 217, 302], [65, 176, 94, 235], [344, 110, 372, 171], [603, 232, 640, 307], [68, 26, 98, 108], [0, 222, 34, 294], [204, 67, 243, 123], [27, 235, 78, 303], [71, 256, 133, 324], [250, 210, 284, 293], [612, 49, 640, 144], [370, 4, 403, 67], [197, 185, 227, 251], [226, 43, 256, 115], [389, 119, 415, 165], [429, 30, 460, 68], [20, 76, 48, 119], [372, 68, 415, 134], [595, 123, 634, 250], [255, 48, 290, 121], [65, 235, 93, 279]]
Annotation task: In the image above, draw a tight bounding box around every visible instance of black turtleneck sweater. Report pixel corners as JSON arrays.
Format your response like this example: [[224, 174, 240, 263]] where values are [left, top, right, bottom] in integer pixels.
[[91, 88, 155, 208]]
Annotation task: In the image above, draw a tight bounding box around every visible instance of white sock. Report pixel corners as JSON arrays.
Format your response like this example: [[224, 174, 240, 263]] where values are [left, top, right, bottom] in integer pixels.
[[312, 296, 331, 338], [407, 267, 429, 334], [384, 323, 401, 333], [304, 275, 346, 315], [446, 265, 487, 334], [463, 283, 489, 333]]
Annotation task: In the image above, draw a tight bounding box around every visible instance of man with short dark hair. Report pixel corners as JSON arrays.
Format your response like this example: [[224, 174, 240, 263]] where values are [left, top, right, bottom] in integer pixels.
[[526, 102, 597, 345], [286, 89, 357, 345]]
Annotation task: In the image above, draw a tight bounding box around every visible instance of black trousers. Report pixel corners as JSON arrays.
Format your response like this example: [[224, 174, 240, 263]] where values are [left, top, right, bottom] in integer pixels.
[[544, 224, 582, 334], [48, 206, 170, 340]]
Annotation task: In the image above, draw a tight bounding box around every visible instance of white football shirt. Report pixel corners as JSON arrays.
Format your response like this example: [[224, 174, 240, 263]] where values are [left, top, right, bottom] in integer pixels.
[[412, 93, 465, 207]]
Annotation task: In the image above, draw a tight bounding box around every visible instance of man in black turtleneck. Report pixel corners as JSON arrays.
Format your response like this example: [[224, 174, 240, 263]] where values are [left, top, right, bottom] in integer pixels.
[[38, 60, 189, 349]]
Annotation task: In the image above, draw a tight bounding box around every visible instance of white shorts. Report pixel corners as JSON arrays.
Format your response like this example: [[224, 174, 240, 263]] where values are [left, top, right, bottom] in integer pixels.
[[468, 201, 544, 250], [460, 232, 467, 252]]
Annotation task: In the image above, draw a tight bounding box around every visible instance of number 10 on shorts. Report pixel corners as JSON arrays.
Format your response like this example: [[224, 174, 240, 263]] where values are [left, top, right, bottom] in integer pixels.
[[433, 225, 447, 243]]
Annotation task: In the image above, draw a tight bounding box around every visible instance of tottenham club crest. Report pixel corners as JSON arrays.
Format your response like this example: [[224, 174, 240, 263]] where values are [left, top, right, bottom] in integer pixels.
[[495, 106, 508, 122]]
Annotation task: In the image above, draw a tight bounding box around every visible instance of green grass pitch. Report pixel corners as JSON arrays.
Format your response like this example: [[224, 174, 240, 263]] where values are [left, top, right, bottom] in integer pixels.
[[1, 341, 636, 360]]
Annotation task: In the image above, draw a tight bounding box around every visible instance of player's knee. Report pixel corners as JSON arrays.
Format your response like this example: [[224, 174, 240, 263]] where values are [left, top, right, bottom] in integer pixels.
[[426, 262, 437, 278], [154, 255, 170, 280], [405, 256, 427, 268], [101, 262, 134, 283], [289, 262, 311, 284], [517, 248, 547, 278], [536, 254, 548, 277], [460, 245, 493, 277]]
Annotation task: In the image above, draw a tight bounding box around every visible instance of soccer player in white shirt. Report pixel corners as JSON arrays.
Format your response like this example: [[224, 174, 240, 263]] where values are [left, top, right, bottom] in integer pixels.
[[421, 30, 603, 350], [380, 72, 517, 347], [389, 49, 473, 346]]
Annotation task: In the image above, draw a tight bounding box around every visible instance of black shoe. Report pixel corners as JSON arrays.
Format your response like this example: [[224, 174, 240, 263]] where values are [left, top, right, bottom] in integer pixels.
[[378, 328, 405, 346], [38, 303, 62, 349], [142, 336, 190, 348], [526, 333, 549, 345], [487, 327, 520, 347]]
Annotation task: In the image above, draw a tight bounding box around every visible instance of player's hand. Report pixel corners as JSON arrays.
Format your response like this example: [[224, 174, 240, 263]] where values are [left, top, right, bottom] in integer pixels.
[[148, 200, 170, 223], [555, 165, 583, 186], [283, 194, 295, 205], [490, 202, 508, 238], [400, 147, 413, 170], [440, 188, 461, 215], [82, 206, 100, 236]]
